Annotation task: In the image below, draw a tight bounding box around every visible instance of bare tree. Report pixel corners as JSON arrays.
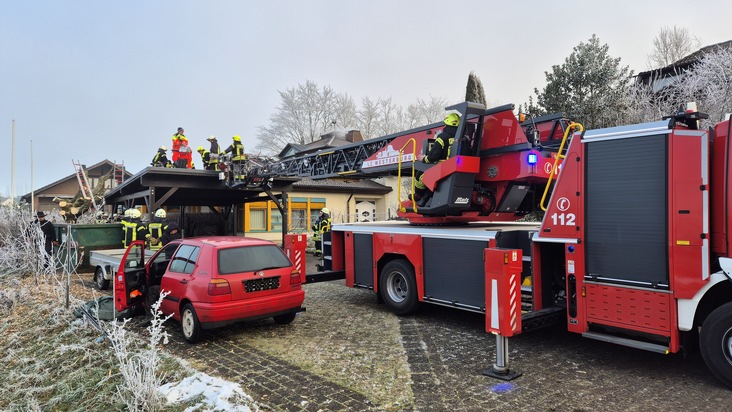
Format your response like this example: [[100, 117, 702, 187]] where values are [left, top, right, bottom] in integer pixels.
[[256, 81, 357, 154], [405, 96, 449, 129], [647, 25, 701, 69]]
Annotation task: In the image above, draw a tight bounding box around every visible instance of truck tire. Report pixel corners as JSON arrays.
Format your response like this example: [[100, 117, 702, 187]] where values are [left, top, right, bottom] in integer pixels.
[[95, 267, 110, 290], [700, 301, 732, 388], [181, 303, 202, 343], [380, 259, 420, 315]]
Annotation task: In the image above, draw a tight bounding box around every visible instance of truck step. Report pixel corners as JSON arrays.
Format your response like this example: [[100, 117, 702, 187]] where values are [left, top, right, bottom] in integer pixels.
[[582, 331, 669, 354], [521, 306, 565, 332]]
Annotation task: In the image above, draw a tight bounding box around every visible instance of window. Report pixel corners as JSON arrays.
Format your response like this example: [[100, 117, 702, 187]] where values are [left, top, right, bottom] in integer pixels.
[[291, 209, 306, 231], [271, 210, 282, 232], [310, 209, 321, 229], [169, 245, 200, 274], [218, 245, 292, 274], [250, 209, 267, 231]]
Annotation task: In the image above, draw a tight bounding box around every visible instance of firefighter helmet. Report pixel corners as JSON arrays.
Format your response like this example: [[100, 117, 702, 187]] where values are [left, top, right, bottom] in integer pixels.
[[130, 209, 141, 219], [197, 146, 205, 152], [321, 207, 330, 215], [207, 135, 216, 141], [123, 209, 133, 218], [159, 145, 167, 151], [444, 113, 460, 127], [154, 208, 166, 218], [232, 135, 241, 142]]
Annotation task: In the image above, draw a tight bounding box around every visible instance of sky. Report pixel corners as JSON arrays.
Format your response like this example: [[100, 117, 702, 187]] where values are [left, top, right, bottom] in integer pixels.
[[2, 0, 731, 198]]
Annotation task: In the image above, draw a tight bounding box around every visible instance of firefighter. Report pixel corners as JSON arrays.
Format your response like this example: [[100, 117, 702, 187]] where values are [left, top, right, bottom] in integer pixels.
[[414, 113, 461, 206], [151, 145, 172, 167], [120, 208, 133, 247], [197, 146, 214, 170], [224, 135, 246, 181], [176, 139, 193, 168], [171, 127, 187, 164], [207, 136, 222, 171], [122, 209, 148, 248], [148, 208, 167, 251], [311, 207, 332, 257]]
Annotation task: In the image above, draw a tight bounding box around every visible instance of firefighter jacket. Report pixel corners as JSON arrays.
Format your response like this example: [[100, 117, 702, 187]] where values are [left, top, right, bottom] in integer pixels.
[[199, 150, 213, 170], [122, 219, 149, 248], [225, 142, 246, 161], [312, 214, 332, 234], [171, 133, 187, 161], [208, 142, 222, 167], [148, 219, 166, 250], [423, 125, 457, 164], [151, 151, 171, 167]]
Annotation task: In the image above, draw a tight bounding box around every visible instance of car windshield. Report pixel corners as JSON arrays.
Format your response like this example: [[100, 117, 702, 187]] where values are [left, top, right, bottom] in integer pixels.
[[218, 245, 292, 275]]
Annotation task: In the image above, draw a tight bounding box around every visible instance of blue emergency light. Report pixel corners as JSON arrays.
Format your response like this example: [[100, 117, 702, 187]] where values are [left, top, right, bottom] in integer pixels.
[[527, 153, 538, 165]]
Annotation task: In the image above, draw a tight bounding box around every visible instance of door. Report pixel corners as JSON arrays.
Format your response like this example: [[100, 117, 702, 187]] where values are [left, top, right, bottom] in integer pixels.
[[160, 244, 201, 316], [114, 241, 147, 313]]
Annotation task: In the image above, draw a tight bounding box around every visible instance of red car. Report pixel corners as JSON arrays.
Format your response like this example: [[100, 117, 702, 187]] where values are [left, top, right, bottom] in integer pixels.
[[114, 236, 305, 342]]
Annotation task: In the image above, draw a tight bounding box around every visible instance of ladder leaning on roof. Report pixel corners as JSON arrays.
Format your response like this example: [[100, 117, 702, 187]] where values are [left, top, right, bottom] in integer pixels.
[[72, 160, 98, 211]]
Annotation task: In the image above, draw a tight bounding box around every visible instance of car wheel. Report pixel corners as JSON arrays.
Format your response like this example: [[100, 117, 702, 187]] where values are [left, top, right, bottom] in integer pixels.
[[181, 303, 202, 343], [379, 259, 420, 315], [145, 286, 161, 316], [95, 267, 109, 290], [273, 312, 297, 325], [700, 301, 732, 389]]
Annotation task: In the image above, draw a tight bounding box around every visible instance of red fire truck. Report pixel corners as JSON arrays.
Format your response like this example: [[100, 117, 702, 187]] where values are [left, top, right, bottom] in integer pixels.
[[245, 101, 732, 387], [300, 103, 731, 388]]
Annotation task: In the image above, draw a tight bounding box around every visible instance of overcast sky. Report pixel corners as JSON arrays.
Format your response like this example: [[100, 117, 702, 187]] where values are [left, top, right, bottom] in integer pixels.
[[2, 0, 731, 198]]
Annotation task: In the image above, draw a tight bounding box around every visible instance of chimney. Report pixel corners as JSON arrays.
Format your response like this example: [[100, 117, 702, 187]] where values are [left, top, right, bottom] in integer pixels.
[[346, 130, 363, 143]]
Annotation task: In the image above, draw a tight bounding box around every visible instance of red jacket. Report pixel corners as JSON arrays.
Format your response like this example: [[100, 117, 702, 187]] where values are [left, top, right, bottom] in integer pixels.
[[171, 133, 187, 161]]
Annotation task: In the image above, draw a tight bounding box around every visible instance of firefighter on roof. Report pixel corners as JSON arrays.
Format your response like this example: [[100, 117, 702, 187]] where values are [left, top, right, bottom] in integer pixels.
[[176, 139, 193, 168], [312, 207, 332, 257], [171, 127, 187, 163], [225, 135, 247, 180], [151, 145, 172, 167], [197, 146, 214, 170], [207, 136, 222, 171], [414, 113, 461, 205]]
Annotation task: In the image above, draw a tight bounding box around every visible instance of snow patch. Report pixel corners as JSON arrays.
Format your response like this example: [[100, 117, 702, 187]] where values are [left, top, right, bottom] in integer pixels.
[[159, 372, 257, 411]]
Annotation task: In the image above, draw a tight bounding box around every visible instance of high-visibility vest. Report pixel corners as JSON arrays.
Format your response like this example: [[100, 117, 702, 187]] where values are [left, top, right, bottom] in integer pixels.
[[231, 142, 245, 161], [148, 222, 165, 250]]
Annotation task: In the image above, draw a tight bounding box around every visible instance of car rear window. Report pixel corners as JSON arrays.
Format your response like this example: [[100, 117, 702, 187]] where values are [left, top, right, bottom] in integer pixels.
[[218, 245, 292, 275]]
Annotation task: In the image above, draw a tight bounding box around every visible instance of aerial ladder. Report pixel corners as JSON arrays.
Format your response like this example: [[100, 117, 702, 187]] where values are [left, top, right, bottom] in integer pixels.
[[243, 102, 574, 225]]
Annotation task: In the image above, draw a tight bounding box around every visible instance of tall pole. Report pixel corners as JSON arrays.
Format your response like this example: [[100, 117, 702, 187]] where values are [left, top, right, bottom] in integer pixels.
[[11, 120, 15, 204], [30, 139, 34, 216]]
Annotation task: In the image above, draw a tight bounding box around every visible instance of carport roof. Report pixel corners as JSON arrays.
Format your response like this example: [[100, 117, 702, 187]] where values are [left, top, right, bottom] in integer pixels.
[[104, 167, 299, 208]]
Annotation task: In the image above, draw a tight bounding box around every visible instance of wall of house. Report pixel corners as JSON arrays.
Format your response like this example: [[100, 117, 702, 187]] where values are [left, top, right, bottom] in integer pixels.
[[241, 189, 394, 242]]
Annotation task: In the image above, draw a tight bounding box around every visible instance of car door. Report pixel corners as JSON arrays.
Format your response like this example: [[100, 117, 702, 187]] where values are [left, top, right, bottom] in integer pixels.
[[160, 243, 201, 317], [114, 240, 147, 314]]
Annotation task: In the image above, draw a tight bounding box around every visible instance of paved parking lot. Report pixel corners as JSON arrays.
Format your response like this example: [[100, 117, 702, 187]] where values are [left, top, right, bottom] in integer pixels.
[[163, 257, 732, 411]]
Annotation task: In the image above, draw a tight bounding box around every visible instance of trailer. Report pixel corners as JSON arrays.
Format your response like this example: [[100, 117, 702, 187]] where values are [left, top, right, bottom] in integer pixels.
[[90, 248, 154, 290]]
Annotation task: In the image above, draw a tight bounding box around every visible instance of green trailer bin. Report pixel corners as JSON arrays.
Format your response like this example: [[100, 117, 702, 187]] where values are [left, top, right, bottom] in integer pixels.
[[56, 224, 123, 270]]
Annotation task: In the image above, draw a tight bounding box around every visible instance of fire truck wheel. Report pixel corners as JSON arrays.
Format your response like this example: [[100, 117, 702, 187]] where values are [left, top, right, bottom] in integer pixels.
[[380, 260, 420, 315], [700, 301, 732, 388], [181, 303, 202, 343], [95, 267, 109, 290]]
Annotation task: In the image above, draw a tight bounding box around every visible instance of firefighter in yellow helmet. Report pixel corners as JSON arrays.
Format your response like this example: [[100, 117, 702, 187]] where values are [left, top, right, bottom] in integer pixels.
[[148, 208, 167, 250], [151, 145, 172, 167], [197, 146, 214, 170], [224, 135, 247, 181], [311, 207, 332, 257], [414, 113, 461, 206]]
